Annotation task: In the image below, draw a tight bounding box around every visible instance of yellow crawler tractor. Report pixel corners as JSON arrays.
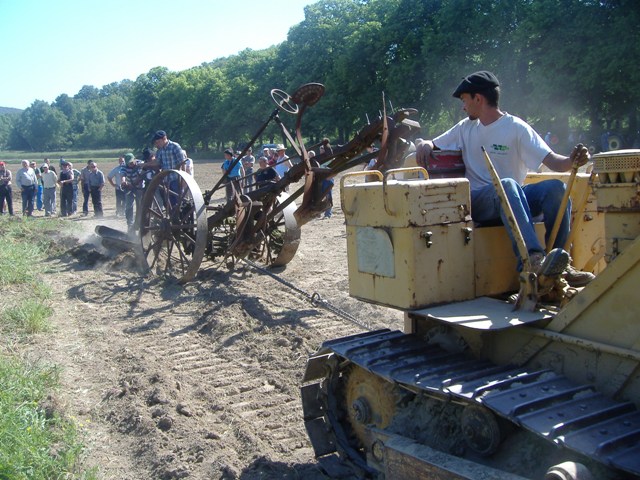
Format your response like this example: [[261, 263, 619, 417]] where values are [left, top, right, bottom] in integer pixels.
[[301, 149, 640, 479]]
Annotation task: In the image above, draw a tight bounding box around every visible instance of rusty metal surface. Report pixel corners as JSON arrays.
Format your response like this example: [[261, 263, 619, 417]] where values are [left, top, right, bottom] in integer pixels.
[[136, 83, 420, 280]]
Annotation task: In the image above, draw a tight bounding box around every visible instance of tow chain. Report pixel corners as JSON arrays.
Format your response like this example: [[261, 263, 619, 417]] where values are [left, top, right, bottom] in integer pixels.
[[242, 258, 373, 331]]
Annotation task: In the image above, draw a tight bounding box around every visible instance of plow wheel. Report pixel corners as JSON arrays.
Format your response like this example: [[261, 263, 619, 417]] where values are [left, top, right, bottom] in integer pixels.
[[251, 192, 301, 267], [138, 169, 207, 283]]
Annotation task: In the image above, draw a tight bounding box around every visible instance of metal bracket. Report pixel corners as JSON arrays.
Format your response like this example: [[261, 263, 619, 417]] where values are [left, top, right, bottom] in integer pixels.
[[420, 231, 433, 248], [461, 227, 472, 245]]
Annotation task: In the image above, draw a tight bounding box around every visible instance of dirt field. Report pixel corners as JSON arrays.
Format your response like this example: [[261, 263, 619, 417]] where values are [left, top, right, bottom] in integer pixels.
[[26, 158, 404, 479]]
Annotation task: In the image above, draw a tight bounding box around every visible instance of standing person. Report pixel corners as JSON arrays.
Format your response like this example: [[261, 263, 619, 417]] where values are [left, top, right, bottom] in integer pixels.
[[68, 162, 81, 214], [415, 70, 594, 287], [141, 147, 157, 190], [40, 164, 58, 217], [311, 148, 334, 219], [152, 130, 186, 200], [58, 162, 75, 217], [320, 137, 334, 156], [221, 148, 244, 201], [86, 161, 105, 217], [120, 153, 145, 231], [79, 160, 93, 216], [108, 156, 126, 217], [273, 144, 292, 179], [0, 162, 13, 216], [242, 147, 255, 192], [15, 160, 38, 216], [181, 149, 194, 176], [43, 157, 57, 174], [30, 161, 43, 211]]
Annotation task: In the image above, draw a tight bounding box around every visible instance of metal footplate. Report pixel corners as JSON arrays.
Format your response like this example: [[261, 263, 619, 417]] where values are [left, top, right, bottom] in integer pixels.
[[302, 329, 640, 478]]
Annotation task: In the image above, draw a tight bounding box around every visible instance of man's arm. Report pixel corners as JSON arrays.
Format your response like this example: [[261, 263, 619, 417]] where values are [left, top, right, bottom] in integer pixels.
[[542, 144, 590, 172]]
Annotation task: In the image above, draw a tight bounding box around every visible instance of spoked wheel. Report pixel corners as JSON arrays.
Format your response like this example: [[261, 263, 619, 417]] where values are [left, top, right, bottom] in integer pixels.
[[252, 192, 300, 267], [138, 169, 207, 283], [207, 214, 235, 262]]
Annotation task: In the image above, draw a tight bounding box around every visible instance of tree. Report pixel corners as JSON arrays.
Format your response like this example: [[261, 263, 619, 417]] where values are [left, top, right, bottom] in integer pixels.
[[12, 100, 70, 151]]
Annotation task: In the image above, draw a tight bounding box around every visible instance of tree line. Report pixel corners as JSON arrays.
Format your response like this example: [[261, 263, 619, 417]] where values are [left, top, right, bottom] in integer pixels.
[[1, 0, 638, 155]]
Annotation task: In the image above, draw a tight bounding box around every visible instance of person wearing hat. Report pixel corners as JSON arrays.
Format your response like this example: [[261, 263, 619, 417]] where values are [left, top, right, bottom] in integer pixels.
[[0, 161, 14, 216], [151, 130, 186, 171], [273, 144, 293, 190], [108, 156, 126, 217], [79, 160, 94, 216], [86, 161, 105, 218], [151, 130, 185, 204], [415, 70, 593, 288], [57, 162, 75, 217], [221, 148, 245, 201], [120, 153, 145, 231]]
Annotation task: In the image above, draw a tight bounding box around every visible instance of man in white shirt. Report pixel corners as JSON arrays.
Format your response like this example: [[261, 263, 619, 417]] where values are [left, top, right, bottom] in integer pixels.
[[15, 160, 38, 216], [40, 164, 58, 216], [416, 71, 593, 287]]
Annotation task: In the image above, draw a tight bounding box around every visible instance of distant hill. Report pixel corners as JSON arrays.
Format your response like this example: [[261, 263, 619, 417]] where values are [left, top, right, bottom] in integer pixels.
[[0, 106, 23, 115]]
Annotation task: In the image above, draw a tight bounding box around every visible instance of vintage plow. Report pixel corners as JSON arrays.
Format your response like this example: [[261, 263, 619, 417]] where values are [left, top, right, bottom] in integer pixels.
[[136, 83, 420, 283]]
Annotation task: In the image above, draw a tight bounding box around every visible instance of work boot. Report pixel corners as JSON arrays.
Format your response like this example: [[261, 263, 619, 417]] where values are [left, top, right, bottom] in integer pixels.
[[563, 264, 595, 287], [529, 248, 569, 277]]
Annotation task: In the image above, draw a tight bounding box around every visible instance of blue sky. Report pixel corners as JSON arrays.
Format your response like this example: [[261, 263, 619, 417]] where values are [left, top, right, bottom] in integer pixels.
[[0, 0, 315, 109]]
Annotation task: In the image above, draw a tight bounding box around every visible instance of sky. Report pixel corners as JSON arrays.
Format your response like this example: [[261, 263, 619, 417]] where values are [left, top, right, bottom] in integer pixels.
[[0, 0, 316, 110]]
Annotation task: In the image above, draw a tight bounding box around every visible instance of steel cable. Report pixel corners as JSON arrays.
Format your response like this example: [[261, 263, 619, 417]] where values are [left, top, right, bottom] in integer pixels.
[[242, 258, 372, 331]]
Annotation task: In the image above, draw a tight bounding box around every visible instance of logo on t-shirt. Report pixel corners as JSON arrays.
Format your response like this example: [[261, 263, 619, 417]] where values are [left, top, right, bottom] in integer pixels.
[[492, 144, 509, 152]]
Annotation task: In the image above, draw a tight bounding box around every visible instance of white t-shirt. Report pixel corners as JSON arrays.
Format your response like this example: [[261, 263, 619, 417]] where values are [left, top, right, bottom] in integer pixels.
[[184, 158, 194, 176], [433, 113, 551, 191], [274, 155, 290, 178]]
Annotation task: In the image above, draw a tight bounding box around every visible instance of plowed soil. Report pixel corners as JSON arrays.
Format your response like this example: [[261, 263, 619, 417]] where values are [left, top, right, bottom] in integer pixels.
[[26, 158, 403, 479]]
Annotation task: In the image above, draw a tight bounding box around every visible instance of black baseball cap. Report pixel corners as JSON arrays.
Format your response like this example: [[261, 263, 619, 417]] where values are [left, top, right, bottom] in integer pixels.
[[452, 71, 500, 98], [152, 130, 167, 141]]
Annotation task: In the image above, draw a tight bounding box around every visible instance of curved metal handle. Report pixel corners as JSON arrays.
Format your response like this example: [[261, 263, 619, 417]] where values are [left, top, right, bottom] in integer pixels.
[[340, 170, 383, 216], [383, 167, 429, 215]]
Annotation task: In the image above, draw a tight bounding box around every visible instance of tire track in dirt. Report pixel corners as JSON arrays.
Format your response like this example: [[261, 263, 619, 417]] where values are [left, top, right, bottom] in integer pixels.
[[35, 181, 403, 478], [93, 261, 368, 478]]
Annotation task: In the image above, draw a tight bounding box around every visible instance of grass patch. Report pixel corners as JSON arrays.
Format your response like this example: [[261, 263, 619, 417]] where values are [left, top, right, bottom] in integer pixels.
[[0, 215, 95, 479], [1, 300, 53, 335], [0, 356, 92, 479], [0, 148, 132, 166], [0, 217, 76, 286]]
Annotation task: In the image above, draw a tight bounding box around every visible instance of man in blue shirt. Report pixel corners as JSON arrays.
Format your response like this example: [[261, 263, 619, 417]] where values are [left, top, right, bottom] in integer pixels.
[[87, 161, 105, 218], [120, 153, 145, 230], [152, 130, 185, 206], [222, 148, 245, 201]]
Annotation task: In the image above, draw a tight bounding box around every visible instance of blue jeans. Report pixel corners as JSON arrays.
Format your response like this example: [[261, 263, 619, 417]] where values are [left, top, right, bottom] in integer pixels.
[[36, 184, 43, 210], [21, 185, 35, 215], [471, 178, 570, 270], [125, 188, 143, 227]]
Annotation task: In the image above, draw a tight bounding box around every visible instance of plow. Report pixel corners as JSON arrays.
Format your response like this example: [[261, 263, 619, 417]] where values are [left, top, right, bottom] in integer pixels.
[[126, 82, 420, 282]]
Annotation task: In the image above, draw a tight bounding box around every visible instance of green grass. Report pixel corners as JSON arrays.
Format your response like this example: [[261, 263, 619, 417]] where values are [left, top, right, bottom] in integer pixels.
[[0, 148, 133, 166], [0, 357, 92, 480], [1, 300, 53, 336], [0, 216, 95, 479], [0, 217, 73, 286]]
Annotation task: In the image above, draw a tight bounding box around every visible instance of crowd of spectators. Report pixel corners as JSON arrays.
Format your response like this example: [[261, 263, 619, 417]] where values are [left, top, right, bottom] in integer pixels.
[[0, 132, 341, 223]]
